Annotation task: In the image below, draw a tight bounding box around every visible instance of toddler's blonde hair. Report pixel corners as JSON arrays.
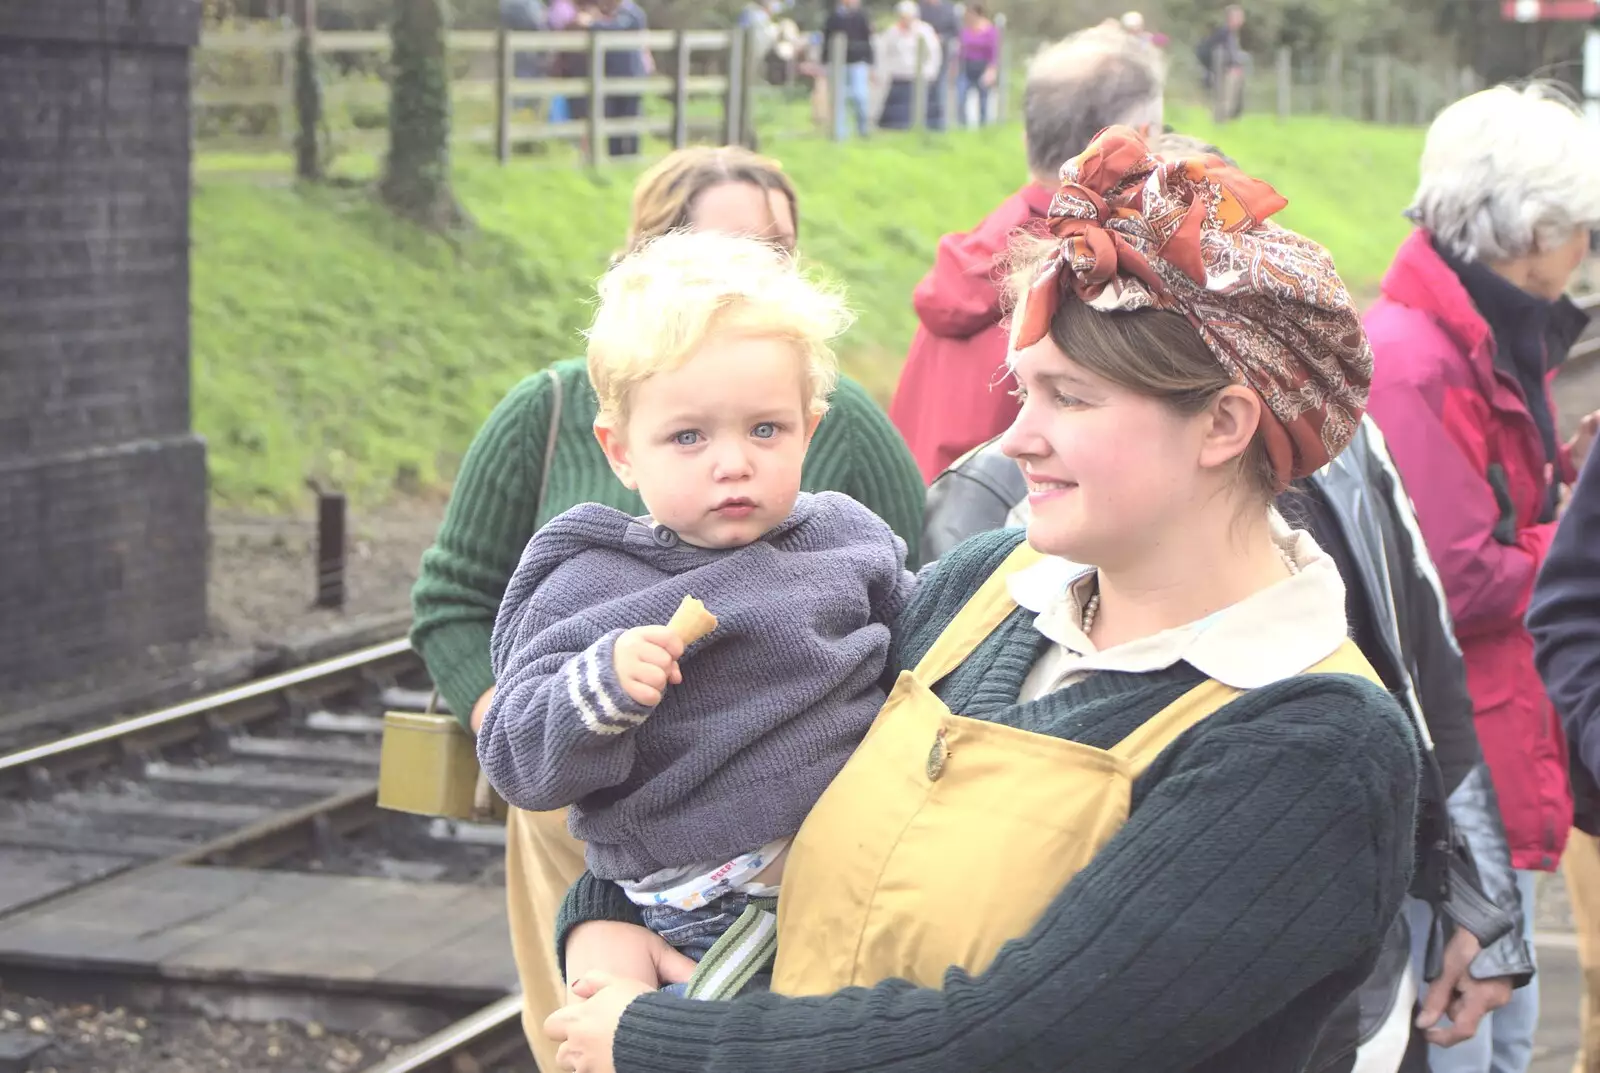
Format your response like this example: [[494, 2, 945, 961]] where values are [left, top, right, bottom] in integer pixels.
[[586, 230, 850, 425]]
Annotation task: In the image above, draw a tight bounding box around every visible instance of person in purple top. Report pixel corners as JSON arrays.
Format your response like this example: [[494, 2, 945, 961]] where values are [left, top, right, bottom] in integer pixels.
[[956, 2, 998, 126]]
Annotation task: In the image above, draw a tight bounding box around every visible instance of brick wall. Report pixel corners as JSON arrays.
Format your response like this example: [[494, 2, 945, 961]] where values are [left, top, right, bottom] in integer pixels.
[[0, 0, 209, 693]]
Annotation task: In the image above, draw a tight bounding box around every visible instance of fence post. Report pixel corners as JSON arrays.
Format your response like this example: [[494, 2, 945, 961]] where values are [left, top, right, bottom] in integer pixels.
[[668, 28, 688, 148], [934, 34, 947, 127], [819, 32, 844, 140], [314, 492, 346, 610], [825, 32, 851, 140], [724, 28, 745, 146], [293, 0, 321, 180], [586, 29, 604, 168], [992, 13, 1007, 124], [1326, 48, 1343, 117], [739, 24, 758, 145], [672, 29, 690, 148], [495, 26, 510, 164], [1211, 45, 1229, 122], [1374, 55, 1390, 124], [912, 32, 928, 131], [1276, 45, 1291, 119], [281, 17, 295, 150]]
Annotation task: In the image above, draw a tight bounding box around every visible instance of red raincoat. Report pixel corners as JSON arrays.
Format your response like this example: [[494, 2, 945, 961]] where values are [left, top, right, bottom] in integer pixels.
[[889, 183, 1054, 483], [1365, 230, 1577, 871]]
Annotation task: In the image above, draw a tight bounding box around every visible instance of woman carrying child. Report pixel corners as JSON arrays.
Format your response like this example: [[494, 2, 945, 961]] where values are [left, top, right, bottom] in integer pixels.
[[546, 126, 1422, 1073], [408, 145, 926, 1069]]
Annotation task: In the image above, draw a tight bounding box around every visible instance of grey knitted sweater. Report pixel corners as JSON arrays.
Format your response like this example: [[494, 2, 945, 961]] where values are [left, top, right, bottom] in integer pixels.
[[478, 491, 915, 880]]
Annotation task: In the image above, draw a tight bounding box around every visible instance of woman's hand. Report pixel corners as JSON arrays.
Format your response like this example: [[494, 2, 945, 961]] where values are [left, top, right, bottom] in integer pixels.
[[564, 920, 695, 1001], [546, 972, 655, 1073]]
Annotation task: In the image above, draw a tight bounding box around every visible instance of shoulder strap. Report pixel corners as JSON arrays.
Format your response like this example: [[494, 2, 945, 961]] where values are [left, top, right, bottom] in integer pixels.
[[1109, 638, 1383, 778], [913, 542, 1045, 686], [538, 367, 565, 509]]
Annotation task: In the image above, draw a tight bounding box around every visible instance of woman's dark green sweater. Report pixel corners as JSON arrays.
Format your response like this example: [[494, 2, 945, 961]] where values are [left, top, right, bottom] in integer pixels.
[[563, 528, 1421, 1073]]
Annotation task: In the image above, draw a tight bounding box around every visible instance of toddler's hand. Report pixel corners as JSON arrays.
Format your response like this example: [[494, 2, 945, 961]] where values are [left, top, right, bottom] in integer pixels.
[[612, 626, 685, 707]]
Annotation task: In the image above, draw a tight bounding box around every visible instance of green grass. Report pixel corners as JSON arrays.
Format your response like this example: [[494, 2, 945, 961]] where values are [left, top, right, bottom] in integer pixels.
[[193, 107, 1424, 509], [1165, 104, 1423, 295]]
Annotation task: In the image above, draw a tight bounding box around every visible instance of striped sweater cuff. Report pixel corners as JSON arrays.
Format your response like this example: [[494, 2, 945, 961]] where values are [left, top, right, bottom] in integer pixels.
[[566, 630, 654, 735], [554, 870, 648, 975]]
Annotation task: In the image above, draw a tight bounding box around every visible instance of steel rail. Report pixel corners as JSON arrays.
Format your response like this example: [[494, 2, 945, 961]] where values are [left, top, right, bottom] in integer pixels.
[[359, 994, 527, 1073], [0, 637, 413, 776]]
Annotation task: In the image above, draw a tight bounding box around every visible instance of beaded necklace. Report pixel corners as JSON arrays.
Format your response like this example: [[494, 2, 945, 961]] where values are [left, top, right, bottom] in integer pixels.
[[1079, 549, 1302, 635]]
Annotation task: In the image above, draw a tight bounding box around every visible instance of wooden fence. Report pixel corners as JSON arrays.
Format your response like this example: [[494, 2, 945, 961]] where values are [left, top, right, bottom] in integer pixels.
[[1196, 44, 1484, 126], [195, 25, 757, 168]]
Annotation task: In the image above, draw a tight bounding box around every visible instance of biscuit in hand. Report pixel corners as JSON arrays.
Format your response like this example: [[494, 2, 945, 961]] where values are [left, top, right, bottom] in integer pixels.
[[665, 595, 718, 645]]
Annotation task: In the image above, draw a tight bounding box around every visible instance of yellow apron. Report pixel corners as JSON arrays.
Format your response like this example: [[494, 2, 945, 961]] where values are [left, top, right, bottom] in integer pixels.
[[506, 805, 587, 1071], [773, 543, 1380, 995]]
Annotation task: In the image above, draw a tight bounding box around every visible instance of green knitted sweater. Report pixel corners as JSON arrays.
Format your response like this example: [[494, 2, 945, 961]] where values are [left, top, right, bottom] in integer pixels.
[[561, 529, 1422, 1073], [410, 360, 926, 724]]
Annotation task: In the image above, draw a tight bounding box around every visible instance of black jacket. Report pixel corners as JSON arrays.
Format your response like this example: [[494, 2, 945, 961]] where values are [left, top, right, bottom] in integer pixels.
[[921, 419, 1532, 1065], [821, 6, 874, 65], [1530, 439, 1600, 832]]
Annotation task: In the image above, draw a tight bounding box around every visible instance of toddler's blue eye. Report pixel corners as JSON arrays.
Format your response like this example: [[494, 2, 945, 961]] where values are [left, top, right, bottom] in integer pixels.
[[674, 430, 701, 446], [752, 423, 777, 439]]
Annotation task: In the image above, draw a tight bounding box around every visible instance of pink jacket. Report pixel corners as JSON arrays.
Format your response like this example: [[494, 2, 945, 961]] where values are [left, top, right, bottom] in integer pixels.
[[1365, 230, 1575, 871]]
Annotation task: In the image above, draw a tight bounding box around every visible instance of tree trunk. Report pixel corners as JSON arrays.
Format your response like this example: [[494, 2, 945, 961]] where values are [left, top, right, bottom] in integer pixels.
[[380, 0, 466, 229]]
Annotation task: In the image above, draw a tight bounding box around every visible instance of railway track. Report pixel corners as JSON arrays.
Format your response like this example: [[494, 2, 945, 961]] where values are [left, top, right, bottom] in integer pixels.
[[0, 638, 492, 919], [0, 638, 536, 1073], [359, 994, 528, 1073]]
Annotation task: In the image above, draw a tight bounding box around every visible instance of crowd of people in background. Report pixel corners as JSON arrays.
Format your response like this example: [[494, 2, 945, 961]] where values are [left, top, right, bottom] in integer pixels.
[[499, 0, 1173, 150], [419, 9, 1600, 1073]]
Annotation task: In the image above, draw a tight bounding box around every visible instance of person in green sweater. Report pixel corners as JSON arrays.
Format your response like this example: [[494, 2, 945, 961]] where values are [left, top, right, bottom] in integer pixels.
[[408, 144, 926, 1070], [545, 128, 1421, 1073]]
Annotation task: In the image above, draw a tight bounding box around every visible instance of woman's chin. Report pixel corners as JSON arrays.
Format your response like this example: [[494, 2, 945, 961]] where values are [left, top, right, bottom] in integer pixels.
[[1023, 519, 1090, 563]]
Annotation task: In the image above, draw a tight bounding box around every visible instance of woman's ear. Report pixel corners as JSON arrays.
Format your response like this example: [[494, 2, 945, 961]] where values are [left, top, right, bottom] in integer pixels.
[[1196, 385, 1263, 472], [593, 420, 639, 489]]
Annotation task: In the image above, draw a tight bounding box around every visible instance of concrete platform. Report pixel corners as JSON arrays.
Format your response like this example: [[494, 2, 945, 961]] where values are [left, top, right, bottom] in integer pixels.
[[0, 864, 515, 1004]]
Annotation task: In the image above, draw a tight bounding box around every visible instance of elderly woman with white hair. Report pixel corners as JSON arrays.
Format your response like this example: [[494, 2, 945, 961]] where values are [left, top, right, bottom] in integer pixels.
[[876, 0, 940, 129], [1366, 81, 1600, 1073]]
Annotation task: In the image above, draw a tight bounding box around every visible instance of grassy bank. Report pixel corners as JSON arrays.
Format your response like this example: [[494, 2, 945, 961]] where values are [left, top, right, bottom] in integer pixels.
[[193, 109, 1423, 508]]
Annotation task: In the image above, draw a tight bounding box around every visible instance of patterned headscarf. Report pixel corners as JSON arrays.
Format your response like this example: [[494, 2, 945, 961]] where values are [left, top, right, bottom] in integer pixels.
[[1014, 125, 1373, 487]]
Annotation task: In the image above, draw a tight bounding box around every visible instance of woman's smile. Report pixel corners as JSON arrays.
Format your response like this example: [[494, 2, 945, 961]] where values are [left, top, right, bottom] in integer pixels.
[[1025, 473, 1077, 504]]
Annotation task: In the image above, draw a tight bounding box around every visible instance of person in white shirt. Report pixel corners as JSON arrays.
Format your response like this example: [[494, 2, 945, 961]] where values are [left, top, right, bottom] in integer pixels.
[[876, 0, 940, 129]]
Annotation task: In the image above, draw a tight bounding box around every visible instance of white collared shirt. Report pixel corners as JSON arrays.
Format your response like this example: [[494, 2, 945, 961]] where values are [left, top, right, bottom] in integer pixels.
[[1006, 512, 1350, 703]]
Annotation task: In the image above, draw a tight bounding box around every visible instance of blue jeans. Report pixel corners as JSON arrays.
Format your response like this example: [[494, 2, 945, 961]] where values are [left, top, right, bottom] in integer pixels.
[[1406, 870, 1539, 1073], [640, 895, 771, 999], [834, 61, 870, 139], [957, 60, 990, 126]]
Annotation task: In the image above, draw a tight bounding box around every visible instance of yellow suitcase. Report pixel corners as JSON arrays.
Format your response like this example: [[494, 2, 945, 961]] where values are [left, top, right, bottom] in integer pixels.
[[377, 698, 507, 823]]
